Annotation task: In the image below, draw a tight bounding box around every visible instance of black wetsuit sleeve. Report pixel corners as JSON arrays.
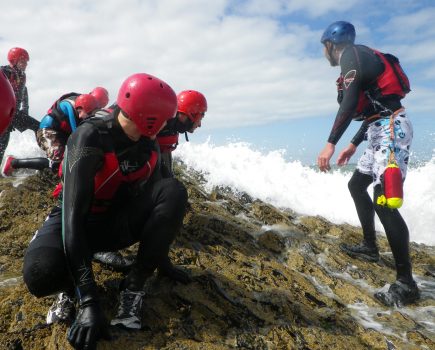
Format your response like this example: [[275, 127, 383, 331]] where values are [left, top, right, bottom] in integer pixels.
[[62, 123, 104, 298], [350, 121, 368, 146], [327, 46, 363, 145], [21, 86, 29, 114]]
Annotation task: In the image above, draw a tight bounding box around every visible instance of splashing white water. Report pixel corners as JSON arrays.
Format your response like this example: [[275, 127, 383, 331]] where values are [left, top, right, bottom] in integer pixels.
[[3, 132, 434, 246], [176, 140, 435, 246], [3, 130, 45, 158]]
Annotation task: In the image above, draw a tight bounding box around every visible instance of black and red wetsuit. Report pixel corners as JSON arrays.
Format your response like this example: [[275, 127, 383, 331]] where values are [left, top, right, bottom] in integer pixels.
[[328, 44, 406, 146], [331, 45, 414, 285], [23, 111, 188, 300]]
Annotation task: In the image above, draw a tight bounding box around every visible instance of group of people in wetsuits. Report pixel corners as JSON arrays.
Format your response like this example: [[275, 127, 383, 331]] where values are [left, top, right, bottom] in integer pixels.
[[0, 20, 420, 350]]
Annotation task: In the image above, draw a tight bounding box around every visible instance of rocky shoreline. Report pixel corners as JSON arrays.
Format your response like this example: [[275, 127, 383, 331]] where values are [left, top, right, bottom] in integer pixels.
[[0, 164, 434, 350]]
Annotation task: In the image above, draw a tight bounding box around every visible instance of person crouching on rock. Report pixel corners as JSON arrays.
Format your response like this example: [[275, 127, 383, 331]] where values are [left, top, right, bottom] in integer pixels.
[[1, 88, 108, 176], [23, 73, 188, 350], [157, 89, 207, 177]]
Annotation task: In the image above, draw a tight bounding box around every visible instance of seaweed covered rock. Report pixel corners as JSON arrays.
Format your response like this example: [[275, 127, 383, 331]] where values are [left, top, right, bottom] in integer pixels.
[[0, 164, 434, 350]]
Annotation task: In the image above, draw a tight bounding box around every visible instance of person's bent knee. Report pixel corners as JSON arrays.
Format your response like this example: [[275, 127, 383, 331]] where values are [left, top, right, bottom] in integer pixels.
[[158, 178, 188, 206], [23, 247, 69, 297]]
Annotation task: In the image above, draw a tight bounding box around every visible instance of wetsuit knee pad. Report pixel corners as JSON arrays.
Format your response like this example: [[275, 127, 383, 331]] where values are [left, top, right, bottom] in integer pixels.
[[23, 247, 69, 297]]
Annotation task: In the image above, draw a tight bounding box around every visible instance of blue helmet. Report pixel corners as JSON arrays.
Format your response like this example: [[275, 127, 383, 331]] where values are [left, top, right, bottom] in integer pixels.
[[321, 21, 355, 45]]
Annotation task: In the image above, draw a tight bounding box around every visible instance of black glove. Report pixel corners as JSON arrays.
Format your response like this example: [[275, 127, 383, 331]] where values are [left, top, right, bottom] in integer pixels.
[[67, 296, 110, 350]]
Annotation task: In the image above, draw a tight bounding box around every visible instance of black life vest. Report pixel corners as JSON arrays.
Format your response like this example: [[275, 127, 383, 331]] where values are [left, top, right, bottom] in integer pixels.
[[46, 92, 80, 134]]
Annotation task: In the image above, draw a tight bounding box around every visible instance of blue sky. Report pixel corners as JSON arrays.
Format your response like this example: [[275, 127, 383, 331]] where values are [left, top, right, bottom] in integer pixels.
[[0, 0, 434, 165]]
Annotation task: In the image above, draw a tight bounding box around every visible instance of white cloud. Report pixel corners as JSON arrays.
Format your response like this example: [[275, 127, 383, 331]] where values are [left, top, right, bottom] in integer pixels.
[[0, 0, 433, 131], [230, 0, 359, 17]]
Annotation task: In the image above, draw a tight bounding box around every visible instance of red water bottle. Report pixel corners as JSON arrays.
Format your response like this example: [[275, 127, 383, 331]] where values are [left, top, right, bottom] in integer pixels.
[[377, 163, 403, 209]]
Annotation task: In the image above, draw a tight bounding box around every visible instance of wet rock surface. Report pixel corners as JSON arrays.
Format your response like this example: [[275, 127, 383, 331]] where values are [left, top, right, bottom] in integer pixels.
[[0, 164, 434, 350]]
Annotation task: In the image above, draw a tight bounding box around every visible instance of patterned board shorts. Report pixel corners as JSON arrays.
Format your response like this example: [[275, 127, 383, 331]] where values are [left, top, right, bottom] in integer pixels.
[[357, 111, 413, 187], [36, 128, 67, 162]]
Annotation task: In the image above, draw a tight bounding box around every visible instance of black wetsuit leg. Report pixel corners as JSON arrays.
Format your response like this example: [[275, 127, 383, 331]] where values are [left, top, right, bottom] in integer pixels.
[[122, 178, 188, 290], [23, 207, 71, 297], [12, 157, 50, 170], [23, 205, 134, 298], [347, 169, 413, 282], [348, 170, 377, 246], [373, 184, 413, 283]]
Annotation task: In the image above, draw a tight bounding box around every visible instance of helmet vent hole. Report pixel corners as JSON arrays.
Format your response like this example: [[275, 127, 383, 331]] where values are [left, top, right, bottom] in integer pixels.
[[125, 92, 130, 98], [160, 83, 163, 88], [148, 77, 152, 80]]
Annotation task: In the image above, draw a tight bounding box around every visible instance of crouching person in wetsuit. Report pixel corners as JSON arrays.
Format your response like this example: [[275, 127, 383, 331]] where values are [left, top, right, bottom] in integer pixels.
[[23, 73, 188, 350], [2, 87, 109, 176], [157, 90, 207, 177], [317, 21, 419, 307]]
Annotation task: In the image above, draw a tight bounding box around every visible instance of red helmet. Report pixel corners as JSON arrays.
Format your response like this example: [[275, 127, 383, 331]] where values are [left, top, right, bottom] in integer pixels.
[[90, 86, 109, 108], [75, 94, 98, 114], [0, 72, 16, 134], [177, 90, 207, 122], [117, 73, 177, 137], [7, 47, 29, 66]]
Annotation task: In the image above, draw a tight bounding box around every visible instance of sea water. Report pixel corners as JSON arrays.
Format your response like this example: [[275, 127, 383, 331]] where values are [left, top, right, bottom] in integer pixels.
[[176, 140, 435, 246], [3, 130, 434, 246]]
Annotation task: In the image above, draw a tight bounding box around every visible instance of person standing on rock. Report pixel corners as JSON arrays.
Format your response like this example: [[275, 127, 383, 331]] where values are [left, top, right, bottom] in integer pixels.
[[157, 89, 207, 177], [0, 47, 39, 162], [317, 21, 419, 307], [23, 73, 189, 350]]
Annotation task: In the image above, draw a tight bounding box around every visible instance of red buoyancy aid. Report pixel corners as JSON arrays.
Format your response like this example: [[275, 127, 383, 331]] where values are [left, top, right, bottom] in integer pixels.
[[53, 149, 159, 212], [157, 133, 179, 153], [354, 48, 410, 117], [371, 49, 410, 98]]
